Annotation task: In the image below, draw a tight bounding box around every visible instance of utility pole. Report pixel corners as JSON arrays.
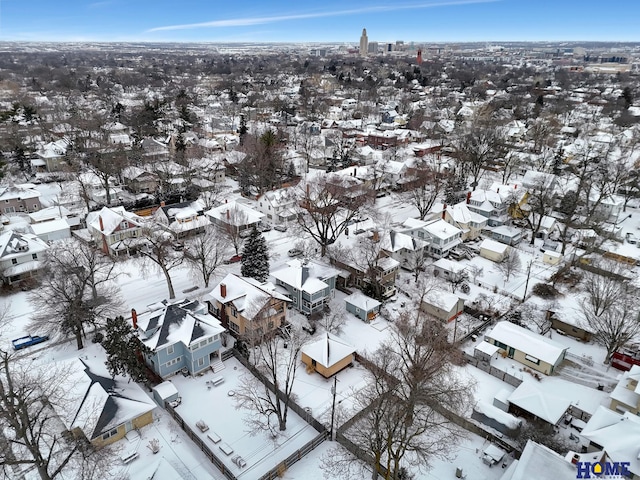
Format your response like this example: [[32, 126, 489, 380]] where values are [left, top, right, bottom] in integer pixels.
[[330, 376, 337, 440], [522, 260, 533, 303]]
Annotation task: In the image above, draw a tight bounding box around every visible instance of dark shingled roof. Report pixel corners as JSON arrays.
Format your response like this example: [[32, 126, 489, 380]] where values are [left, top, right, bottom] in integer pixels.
[[156, 304, 188, 348]]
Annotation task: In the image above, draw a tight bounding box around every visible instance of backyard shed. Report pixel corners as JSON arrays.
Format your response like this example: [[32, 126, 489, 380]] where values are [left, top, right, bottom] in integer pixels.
[[152, 381, 180, 407], [344, 291, 381, 322], [301, 333, 356, 378]]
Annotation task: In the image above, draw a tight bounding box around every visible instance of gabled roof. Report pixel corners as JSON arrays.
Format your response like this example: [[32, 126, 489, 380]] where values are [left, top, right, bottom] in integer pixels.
[[344, 291, 381, 311], [205, 201, 264, 226], [209, 273, 290, 320], [382, 230, 426, 253], [581, 406, 640, 476], [137, 298, 225, 351], [0, 231, 49, 260], [301, 333, 355, 368], [271, 259, 339, 294], [486, 322, 567, 365], [57, 358, 155, 441], [0, 185, 40, 201], [86, 206, 143, 235]]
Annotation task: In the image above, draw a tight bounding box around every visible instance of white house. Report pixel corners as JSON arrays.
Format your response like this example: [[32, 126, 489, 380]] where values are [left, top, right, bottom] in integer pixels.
[[402, 218, 463, 259], [380, 230, 427, 270], [257, 188, 297, 225], [205, 201, 265, 233], [0, 231, 49, 284]]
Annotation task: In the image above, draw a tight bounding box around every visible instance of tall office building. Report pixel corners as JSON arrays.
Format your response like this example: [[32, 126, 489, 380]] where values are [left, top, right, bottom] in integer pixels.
[[359, 28, 368, 56]]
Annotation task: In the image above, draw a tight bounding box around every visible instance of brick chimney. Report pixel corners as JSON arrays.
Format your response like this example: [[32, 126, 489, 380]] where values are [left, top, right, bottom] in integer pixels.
[[160, 200, 165, 207], [466, 191, 472, 204], [514, 184, 517, 189], [442, 203, 447, 220], [226, 209, 230, 220], [99, 215, 104, 231], [372, 230, 380, 242], [220, 283, 227, 298], [131, 308, 138, 329]]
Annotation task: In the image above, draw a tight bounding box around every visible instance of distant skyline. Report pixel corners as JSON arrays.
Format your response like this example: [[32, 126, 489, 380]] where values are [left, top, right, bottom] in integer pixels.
[[0, 0, 639, 44]]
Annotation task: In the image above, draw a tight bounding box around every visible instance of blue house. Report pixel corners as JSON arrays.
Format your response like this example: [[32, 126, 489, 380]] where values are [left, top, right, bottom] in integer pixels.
[[135, 298, 226, 379], [271, 259, 340, 315]]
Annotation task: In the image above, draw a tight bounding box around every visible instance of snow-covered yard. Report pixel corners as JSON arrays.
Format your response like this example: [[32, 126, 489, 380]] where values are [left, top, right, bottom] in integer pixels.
[[169, 356, 321, 479]]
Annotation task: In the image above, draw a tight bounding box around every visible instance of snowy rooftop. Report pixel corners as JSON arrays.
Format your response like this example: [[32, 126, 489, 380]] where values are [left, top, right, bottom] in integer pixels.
[[137, 298, 225, 351], [29, 218, 70, 235], [432, 257, 468, 273], [480, 238, 510, 254], [581, 406, 640, 476], [501, 440, 577, 480], [87, 206, 142, 235], [56, 357, 155, 441], [209, 273, 290, 320], [0, 231, 49, 260], [28, 205, 72, 222], [422, 218, 462, 240], [507, 376, 608, 424], [271, 259, 340, 294], [486, 322, 567, 365], [205, 201, 265, 226], [301, 332, 356, 369], [344, 291, 381, 311]]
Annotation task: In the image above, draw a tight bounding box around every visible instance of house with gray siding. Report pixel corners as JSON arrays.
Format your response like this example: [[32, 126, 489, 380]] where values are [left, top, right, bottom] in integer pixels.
[[271, 259, 340, 315], [345, 292, 381, 322], [135, 298, 226, 379]]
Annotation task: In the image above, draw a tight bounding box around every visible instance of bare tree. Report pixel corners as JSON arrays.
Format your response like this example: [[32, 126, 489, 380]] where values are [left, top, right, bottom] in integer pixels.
[[401, 159, 450, 220], [315, 296, 347, 335], [234, 327, 304, 434], [217, 206, 248, 256], [454, 120, 506, 191], [336, 305, 474, 479], [0, 339, 115, 480], [183, 226, 229, 288], [497, 249, 521, 284], [29, 240, 122, 350], [516, 177, 556, 245], [579, 265, 639, 363], [139, 224, 183, 299], [296, 175, 373, 256]]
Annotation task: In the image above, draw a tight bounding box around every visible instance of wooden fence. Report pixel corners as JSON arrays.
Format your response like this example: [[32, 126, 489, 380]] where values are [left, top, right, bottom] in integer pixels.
[[463, 352, 524, 387]]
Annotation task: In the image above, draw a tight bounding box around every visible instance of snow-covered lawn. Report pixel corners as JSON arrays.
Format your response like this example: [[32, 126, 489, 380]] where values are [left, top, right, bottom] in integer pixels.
[[169, 356, 321, 479]]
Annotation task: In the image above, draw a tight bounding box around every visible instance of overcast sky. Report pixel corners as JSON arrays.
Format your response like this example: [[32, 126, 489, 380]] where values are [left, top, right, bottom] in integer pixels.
[[1, 0, 638, 43]]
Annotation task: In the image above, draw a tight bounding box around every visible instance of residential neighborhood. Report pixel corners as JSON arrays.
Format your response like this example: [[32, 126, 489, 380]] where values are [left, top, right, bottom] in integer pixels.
[[1, 33, 640, 480]]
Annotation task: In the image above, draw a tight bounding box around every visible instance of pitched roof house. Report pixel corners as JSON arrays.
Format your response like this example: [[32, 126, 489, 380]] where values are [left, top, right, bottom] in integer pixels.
[[208, 273, 290, 338], [136, 298, 226, 379], [271, 259, 340, 315], [153, 201, 210, 238], [57, 358, 155, 447], [301, 333, 356, 378], [86, 206, 145, 257], [0, 231, 49, 284]]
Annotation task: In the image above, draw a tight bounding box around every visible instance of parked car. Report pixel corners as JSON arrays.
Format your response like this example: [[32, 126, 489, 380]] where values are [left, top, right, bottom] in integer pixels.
[[274, 224, 288, 232], [239, 229, 252, 238], [288, 248, 303, 257], [224, 254, 243, 264], [12, 335, 50, 350], [626, 232, 638, 245], [257, 222, 272, 232]]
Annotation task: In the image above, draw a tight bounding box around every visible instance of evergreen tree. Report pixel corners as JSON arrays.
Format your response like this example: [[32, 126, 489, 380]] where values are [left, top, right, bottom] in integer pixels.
[[241, 226, 270, 283], [102, 315, 152, 382]]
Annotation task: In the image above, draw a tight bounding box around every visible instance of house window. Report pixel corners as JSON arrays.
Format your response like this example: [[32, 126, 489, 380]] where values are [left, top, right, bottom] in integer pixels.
[[524, 354, 540, 365], [198, 357, 205, 367], [32, 254, 38, 260], [33, 204, 38, 210], [231, 308, 237, 317], [167, 345, 174, 355], [102, 428, 119, 440], [229, 321, 240, 333], [11, 258, 17, 265]]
